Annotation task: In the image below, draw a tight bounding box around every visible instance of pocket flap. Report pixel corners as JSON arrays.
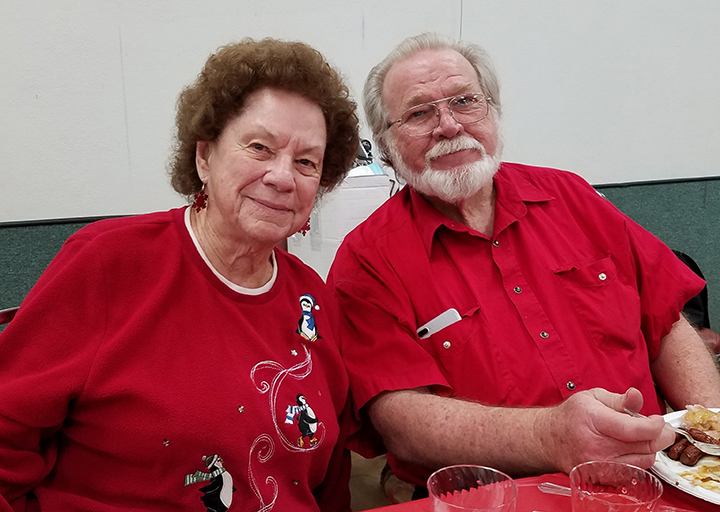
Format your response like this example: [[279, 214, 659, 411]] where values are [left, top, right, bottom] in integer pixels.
[[553, 255, 617, 287]]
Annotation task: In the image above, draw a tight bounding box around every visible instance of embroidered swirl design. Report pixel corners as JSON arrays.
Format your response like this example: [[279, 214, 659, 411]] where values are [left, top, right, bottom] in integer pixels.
[[248, 434, 278, 512], [250, 345, 325, 452]]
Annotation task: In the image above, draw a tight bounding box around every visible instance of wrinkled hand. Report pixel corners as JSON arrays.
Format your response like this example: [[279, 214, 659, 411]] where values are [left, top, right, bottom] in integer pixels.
[[534, 387, 675, 474]]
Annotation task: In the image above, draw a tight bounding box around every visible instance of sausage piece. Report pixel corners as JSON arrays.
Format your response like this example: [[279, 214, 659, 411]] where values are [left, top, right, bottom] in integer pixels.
[[667, 438, 690, 460], [679, 444, 703, 466], [687, 428, 719, 444]]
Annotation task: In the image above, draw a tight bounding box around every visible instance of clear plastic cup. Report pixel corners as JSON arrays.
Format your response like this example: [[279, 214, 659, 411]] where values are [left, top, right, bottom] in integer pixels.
[[427, 465, 518, 511], [569, 461, 663, 512]]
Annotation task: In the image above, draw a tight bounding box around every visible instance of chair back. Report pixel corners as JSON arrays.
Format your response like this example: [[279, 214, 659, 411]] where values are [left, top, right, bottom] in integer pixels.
[[0, 307, 19, 326]]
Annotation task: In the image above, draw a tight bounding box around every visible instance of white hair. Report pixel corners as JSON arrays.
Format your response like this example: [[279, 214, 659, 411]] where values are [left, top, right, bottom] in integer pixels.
[[363, 32, 502, 168], [387, 130, 504, 204]]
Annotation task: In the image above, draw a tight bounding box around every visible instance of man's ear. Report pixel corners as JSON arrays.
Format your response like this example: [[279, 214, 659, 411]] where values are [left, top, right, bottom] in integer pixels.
[[195, 141, 212, 181]]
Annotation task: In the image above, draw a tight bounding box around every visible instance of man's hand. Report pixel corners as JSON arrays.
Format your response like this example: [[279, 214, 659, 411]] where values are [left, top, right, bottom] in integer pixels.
[[533, 387, 675, 473]]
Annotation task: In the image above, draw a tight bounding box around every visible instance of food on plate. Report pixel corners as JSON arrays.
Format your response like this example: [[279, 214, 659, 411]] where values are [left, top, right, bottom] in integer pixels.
[[682, 405, 720, 440], [655, 407, 720, 499], [664, 405, 720, 467], [678, 458, 720, 494], [680, 445, 703, 466], [667, 438, 690, 460], [666, 434, 704, 466], [688, 428, 719, 445], [667, 405, 720, 493]]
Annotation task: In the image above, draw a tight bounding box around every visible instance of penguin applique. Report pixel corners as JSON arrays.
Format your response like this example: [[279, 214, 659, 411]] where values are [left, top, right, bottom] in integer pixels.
[[296, 294, 320, 342], [285, 393, 319, 447], [184, 454, 235, 511]]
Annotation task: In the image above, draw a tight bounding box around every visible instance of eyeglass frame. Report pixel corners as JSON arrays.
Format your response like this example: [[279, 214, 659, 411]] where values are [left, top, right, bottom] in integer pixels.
[[388, 92, 492, 137]]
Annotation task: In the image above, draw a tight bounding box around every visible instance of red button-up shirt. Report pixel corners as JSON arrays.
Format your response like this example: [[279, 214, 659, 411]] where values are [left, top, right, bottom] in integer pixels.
[[328, 163, 704, 484]]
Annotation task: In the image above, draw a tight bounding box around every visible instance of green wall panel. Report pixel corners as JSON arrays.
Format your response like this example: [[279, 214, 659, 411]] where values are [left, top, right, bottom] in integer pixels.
[[0, 222, 88, 311], [598, 178, 720, 329]]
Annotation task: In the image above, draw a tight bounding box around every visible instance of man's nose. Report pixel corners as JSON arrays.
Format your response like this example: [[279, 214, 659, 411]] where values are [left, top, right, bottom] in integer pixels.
[[433, 106, 463, 139]]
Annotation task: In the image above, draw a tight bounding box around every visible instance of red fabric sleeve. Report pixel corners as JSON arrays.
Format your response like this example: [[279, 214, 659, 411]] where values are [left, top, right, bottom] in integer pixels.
[[330, 271, 449, 413], [329, 239, 450, 459], [0, 236, 105, 506], [623, 217, 705, 360]]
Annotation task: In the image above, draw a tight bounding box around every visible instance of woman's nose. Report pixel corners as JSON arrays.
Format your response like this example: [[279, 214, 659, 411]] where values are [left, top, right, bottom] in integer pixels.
[[265, 156, 295, 190]]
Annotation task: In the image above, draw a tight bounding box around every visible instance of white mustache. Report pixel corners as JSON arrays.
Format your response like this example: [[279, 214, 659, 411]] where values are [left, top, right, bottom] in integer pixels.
[[425, 136, 486, 162]]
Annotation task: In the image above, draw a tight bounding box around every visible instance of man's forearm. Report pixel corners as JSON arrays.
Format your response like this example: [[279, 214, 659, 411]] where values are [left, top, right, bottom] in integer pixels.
[[368, 388, 552, 477], [368, 387, 673, 477], [651, 315, 720, 409]]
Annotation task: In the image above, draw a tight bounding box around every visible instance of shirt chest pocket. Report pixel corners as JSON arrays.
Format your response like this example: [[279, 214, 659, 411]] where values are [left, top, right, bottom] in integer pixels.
[[419, 305, 481, 354], [419, 305, 512, 404], [554, 255, 641, 349]]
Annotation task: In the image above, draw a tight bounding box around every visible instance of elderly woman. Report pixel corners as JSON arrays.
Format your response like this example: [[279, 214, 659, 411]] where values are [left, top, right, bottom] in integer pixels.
[[0, 38, 359, 512]]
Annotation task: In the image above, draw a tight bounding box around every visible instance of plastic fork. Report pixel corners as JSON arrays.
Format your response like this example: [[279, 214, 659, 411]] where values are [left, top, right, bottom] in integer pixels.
[[624, 408, 720, 456]]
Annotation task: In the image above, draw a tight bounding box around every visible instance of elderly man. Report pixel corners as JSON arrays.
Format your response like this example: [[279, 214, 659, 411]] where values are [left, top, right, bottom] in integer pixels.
[[327, 33, 720, 493]]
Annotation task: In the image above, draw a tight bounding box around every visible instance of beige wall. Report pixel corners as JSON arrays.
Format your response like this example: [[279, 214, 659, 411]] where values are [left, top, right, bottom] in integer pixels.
[[1, 0, 719, 223]]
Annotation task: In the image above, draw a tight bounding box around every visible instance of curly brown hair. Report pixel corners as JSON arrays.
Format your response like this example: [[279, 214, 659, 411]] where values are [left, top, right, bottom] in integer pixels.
[[169, 38, 359, 199]]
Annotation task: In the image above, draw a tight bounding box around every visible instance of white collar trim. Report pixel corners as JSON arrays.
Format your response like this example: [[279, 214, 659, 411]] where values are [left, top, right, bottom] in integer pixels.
[[184, 207, 277, 296]]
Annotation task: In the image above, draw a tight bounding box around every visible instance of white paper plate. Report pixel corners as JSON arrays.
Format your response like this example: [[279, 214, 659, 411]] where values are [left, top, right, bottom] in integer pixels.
[[652, 409, 720, 505]]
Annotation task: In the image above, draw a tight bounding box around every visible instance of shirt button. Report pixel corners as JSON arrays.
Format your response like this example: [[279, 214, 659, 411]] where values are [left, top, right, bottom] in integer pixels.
[[443, 341, 451, 349], [513, 286, 522, 294], [567, 381, 576, 390], [598, 272, 607, 281], [540, 331, 549, 339], [492, 240, 500, 247]]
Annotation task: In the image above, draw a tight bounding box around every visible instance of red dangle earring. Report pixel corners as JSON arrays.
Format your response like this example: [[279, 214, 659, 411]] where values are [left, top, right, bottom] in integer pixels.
[[297, 217, 311, 236], [192, 184, 208, 212]]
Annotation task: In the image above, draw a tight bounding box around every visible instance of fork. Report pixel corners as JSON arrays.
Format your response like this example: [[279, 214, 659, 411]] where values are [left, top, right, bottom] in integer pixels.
[[623, 408, 720, 456]]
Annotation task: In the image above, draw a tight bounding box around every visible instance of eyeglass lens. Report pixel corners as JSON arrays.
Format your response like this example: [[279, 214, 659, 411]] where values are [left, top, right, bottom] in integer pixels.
[[400, 94, 488, 136]]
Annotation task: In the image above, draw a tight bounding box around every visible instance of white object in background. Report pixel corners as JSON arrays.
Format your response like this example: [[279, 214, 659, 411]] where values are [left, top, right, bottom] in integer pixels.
[[348, 163, 385, 177], [289, 174, 392, 279]]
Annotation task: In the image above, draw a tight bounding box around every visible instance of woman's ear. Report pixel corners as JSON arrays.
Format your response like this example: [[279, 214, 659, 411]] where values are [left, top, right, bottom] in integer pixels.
[[195, 141, 212, 181]]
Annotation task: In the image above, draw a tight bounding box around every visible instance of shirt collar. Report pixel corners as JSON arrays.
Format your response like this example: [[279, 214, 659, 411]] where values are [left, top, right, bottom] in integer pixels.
[[409, 162, 556, 257]]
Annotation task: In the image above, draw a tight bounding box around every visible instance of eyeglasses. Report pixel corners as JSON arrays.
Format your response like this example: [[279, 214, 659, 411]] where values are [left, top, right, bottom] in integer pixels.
[[389, 93, 491, 137]]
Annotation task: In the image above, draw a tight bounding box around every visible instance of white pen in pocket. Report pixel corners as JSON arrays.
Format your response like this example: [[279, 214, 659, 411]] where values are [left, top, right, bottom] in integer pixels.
[[416, 308, 462, 339]]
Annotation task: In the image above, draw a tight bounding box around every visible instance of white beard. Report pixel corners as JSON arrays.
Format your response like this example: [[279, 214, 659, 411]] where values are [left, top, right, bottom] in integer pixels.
[[388, 134, 503, 204]]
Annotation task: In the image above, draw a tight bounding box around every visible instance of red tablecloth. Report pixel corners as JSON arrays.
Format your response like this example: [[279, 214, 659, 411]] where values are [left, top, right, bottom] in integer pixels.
[[375, 473, 720, 511]]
